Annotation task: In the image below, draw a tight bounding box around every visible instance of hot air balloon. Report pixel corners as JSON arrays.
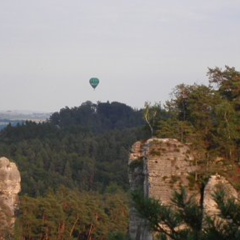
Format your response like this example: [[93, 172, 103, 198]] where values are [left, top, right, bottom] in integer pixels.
[[89, 78, 99, 90]]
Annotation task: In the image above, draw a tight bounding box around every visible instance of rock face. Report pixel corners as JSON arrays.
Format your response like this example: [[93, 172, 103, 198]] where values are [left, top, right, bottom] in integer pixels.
[[0, 157, 21, 239], [128, 138, 197, 240], [128, 138, 239, 240], [202, 174, 238, 228]]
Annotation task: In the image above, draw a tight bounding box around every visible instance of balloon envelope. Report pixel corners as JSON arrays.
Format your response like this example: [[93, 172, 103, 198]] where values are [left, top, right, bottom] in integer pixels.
[[89, 78, 99, 89]]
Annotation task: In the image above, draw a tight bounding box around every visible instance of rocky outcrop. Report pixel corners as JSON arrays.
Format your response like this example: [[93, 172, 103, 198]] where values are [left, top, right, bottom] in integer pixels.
[[0, 157, 21, 239], [128, 138, 239, 240], [128, 138, 198, 240], [202, 174, 238, 228]]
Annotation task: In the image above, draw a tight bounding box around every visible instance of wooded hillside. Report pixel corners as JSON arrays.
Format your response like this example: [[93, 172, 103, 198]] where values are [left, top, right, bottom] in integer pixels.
[[0, 101, 147, 196]]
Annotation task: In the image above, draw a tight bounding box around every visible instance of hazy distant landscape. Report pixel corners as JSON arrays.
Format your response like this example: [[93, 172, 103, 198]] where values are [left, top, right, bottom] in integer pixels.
[[0, 110, 52, 130]]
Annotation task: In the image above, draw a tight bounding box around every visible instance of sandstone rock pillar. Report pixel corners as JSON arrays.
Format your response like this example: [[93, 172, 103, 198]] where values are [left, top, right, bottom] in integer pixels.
[[0, 157, 21, 239]]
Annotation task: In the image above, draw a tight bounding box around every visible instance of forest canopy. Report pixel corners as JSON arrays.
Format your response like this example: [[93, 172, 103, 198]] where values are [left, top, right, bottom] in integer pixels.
[[0, 101, 147, 196]]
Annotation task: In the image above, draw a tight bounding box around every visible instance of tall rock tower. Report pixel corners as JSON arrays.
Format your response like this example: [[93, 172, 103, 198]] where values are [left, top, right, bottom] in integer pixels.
[[0, 157, 21, 239], [128, 138, 197, 240]]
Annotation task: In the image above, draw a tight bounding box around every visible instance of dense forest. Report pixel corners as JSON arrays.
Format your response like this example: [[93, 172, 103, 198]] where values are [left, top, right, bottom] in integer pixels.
[[0, 101, 147, 196], [0, 101, 147, 239], [0, 66, 240, 239]]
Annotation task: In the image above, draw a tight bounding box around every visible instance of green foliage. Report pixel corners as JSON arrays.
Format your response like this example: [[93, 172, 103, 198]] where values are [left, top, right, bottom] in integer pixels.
[[202, 189, 240, 240], [132, 189, 202, 240], [208, 66, 240, 105], [0, 101, 146, 196], [15, 188, 130, 240], [152, 66, 240, 186], [0, 101, 144, 238], [132, 187, 240, 240], [49, 101, 145, 133]]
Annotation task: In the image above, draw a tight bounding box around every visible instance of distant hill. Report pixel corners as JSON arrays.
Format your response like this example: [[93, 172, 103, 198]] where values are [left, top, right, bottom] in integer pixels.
[[49, 101, 145, 134]]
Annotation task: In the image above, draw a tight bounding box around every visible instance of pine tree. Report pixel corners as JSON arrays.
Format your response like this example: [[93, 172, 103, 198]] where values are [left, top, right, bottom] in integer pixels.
[[132, 188, 240, 240]]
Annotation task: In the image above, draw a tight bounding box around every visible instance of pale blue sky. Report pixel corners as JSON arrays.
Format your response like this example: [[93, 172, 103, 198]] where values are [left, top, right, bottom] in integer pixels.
[[1, 0, 240, 112]]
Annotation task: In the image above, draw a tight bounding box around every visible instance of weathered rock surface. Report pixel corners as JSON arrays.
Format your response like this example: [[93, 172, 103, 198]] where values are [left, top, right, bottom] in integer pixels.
[[128, 138, 197, 240], [128, 138, 239, 240], [0, 157, 21, 239], [202, 174, 238, 228]]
